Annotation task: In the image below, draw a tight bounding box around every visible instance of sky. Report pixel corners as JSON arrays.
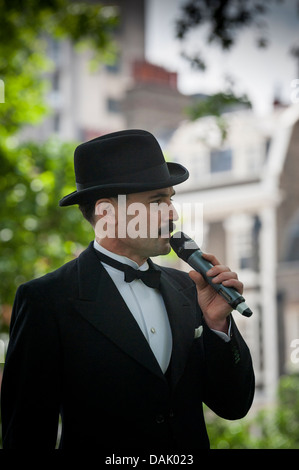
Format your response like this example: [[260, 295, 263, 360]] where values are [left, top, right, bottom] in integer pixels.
[[145, 0, 299, 115]]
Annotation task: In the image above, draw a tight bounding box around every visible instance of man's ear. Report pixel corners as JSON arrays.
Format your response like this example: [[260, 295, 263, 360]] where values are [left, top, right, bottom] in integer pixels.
[[94, 199, 117, 239], [95, 199, 116, 220]]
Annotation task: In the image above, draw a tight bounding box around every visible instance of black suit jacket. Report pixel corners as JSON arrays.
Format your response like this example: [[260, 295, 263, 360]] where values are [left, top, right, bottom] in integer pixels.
[[1, 242, 255, 451]]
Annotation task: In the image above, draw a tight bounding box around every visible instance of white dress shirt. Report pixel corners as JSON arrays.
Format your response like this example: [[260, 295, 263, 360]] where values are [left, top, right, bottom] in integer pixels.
[[94, 240, 173, 373], [93, 241, 231, 373]]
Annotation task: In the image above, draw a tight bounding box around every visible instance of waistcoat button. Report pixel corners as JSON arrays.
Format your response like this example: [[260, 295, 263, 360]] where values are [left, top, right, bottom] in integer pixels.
[[155, 414, 165, 424]]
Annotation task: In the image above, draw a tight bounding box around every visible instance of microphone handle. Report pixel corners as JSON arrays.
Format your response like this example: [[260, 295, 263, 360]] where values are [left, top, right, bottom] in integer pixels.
[[187, 251, 253, 317]]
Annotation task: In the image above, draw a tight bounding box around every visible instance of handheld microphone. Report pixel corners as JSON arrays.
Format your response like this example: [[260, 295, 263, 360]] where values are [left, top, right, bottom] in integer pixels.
[[170, 231, 253, 317]]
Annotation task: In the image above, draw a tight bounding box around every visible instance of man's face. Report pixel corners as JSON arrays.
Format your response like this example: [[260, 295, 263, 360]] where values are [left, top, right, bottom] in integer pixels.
[[95, 187, 179, 262]]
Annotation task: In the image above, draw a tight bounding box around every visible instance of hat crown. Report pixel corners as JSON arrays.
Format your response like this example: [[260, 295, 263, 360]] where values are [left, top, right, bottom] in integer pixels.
[[59, 129, 189, 206], [74, 129, 165, 186]]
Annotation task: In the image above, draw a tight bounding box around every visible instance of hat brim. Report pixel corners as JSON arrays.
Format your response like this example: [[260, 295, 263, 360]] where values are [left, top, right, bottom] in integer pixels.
[[59, 162, 188, 207]]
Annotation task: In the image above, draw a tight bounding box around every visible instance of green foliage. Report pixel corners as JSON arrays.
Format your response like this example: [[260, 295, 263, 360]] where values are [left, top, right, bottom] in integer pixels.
[[186, 91, 252, 121], [0, 0, 118, 320], [185, 91, 252, 141], [254, 374, 299, 448], [175, 0, 298, 71], [0, 0, 119, 137], [204, 374, 299, 449], [0, 137, 94, 311]]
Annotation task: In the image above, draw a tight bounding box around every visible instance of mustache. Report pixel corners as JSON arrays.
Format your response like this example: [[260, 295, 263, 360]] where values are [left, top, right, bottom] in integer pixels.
[[158, 221, 175, 236]]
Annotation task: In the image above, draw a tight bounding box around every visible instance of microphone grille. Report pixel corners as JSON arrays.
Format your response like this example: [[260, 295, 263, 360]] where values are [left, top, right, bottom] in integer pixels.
[[170, 231, 199, 262]]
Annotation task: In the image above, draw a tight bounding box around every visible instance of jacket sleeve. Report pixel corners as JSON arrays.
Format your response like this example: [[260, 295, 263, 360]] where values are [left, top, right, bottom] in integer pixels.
[[201, 314, 255, 420], [1, 282, 62, 449]]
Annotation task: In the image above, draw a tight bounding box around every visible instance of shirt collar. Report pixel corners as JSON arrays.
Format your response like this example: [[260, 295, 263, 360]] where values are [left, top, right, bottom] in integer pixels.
[[93, 240, 149, 272]]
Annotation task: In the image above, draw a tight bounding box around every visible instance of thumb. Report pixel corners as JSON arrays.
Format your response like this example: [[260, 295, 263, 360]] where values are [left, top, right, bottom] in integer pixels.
[[188, 270, 207, 290]]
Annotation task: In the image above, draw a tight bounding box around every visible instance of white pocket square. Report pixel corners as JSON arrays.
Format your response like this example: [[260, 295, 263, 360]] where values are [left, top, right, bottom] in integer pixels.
[[194, 325, 203, 339]]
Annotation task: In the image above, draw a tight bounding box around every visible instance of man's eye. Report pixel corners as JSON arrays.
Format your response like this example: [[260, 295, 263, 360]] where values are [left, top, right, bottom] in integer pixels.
[[151, 197, 174, 204]]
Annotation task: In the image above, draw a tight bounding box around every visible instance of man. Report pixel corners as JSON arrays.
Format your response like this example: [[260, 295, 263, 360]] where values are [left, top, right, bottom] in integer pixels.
[[1, 129, 254, 452]]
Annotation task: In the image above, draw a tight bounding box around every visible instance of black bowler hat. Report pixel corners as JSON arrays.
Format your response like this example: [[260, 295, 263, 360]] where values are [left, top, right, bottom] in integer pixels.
[[59, 129, 189, 206]]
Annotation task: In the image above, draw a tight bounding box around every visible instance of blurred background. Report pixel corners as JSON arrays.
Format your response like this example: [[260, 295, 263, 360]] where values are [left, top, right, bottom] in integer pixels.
[[1, 0, 299, 448]]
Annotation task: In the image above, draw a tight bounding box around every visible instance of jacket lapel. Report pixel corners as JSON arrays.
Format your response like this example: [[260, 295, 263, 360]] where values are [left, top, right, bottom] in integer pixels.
[[158, 268, 197, 388], [71, 243, 165, 380]]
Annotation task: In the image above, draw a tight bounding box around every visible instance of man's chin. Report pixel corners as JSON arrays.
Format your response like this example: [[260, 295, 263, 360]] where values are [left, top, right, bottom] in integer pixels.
[[157, 238, 172, 255]]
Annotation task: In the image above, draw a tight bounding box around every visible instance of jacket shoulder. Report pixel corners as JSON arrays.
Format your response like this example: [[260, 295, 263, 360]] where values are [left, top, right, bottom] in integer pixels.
[[16, 242, 95, 300], [18, 256, 78, 298]]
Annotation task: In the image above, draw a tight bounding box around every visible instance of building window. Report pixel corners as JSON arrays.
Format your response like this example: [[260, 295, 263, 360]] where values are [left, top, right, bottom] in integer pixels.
[[210, 148, 232, 173], [53, 113, 60, 133], [106, 56, 121, 74], [48, 38, 61, 65], [265, 138, 271, 161], [107, 98, 121, 113], [285, 219, 299, 261], [52, 70, 60, 92], [224, 214, 259, 273], [236, 231, 253, 270]]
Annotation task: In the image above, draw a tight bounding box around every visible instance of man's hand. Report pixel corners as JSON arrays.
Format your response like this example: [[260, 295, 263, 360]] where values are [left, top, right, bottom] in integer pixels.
[[189, 252, 243, 334]]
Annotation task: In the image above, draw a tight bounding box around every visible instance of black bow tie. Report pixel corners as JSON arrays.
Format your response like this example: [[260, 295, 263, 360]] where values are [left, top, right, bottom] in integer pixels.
[[95, 249, 161, 289]]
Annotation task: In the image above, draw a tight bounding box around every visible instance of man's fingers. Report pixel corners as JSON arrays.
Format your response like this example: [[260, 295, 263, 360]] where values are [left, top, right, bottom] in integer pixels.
[[188, 270, 207, 289], [222, 278, 244, 294], [210, 270, 237, 284], [207, 267, 243, 294], [189, 268, 244, 295], [201, 251, 221, 266]]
